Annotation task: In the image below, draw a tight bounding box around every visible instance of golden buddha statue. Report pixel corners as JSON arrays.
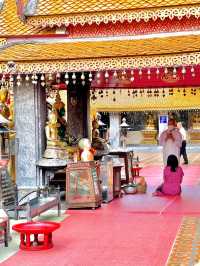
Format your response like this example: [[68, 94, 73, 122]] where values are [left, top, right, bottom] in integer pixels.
[[44, 94, 70, 159], [45, 107, 60, 143], [91, 116, 109, 153], [0, 87, 10, 119], [145, 114, 156, 130], [191, 112, 200, 130]]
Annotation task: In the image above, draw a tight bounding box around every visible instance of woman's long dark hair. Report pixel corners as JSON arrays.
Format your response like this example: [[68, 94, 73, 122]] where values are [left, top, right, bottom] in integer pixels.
[[167, 155, 178, 172]]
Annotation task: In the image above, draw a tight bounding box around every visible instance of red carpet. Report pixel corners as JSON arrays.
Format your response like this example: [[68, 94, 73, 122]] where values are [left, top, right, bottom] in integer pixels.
[[2, 164, 200, 266]]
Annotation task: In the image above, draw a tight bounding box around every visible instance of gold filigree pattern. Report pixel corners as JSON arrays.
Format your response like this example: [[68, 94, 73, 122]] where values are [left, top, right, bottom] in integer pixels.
[[27, 5, 200, 27], [1, 52, 200, 73]]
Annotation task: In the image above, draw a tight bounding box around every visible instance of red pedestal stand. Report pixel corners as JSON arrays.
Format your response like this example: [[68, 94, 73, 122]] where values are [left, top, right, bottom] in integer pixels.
[[12, 221, 60, 251], [131, 166, 143, 183]]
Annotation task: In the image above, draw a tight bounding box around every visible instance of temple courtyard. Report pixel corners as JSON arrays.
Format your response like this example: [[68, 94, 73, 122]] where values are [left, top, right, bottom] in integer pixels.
[[1, 149, 200, 266]]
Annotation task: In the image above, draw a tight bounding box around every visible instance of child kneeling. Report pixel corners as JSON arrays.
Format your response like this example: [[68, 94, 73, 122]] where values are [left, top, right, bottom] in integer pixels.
[[153, 154, 184, 196]]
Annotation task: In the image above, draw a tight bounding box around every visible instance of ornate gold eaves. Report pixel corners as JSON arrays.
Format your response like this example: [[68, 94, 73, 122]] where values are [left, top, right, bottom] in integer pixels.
[[1, 52, 200, 74], [27, 5, 200, 27]]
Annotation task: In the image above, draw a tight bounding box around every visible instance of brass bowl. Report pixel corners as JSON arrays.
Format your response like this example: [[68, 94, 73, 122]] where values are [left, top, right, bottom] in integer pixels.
[[123, 184, 137, 194]]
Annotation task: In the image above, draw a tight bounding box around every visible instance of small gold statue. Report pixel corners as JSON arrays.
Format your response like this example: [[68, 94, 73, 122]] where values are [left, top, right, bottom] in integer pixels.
[[145, 114, 156, 130], [191, 112, 200, 130], [91, 116, 109, 152], [45, 107, 60, 142], [0, 87, 10, 119]]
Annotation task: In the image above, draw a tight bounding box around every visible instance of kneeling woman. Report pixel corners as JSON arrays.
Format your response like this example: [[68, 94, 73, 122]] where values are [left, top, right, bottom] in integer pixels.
[[153, 154, 184, 196]]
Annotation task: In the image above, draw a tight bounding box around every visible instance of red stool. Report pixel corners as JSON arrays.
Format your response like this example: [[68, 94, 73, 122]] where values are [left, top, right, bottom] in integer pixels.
[[12, 221, 60, 251]]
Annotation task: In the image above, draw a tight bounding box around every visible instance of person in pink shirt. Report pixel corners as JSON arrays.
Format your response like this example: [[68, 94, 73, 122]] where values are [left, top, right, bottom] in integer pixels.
[[153, 154, 184, 196]]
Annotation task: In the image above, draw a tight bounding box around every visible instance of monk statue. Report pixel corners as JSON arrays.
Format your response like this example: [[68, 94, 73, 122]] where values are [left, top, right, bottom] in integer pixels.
[[78, 138, 94, 162]]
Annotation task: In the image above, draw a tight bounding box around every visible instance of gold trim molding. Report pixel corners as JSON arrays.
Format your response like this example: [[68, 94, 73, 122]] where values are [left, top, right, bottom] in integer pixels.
[[1, 52, 200, 73], [27, 5, 200, 27]]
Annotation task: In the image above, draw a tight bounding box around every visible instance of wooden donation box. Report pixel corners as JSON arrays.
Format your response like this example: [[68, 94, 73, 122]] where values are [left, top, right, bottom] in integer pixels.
[[66, 161, 102, 209]]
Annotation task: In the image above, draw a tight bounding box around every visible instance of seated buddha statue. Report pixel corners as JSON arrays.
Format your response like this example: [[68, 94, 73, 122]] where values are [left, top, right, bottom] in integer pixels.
[[145, 114, 156, 130], [91, 116, 109, 152]]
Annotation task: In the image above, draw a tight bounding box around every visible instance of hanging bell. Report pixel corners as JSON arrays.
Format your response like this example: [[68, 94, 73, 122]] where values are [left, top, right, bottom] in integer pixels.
[[181, 67, 186, 75], [65, 72, 69, 79], [105, 71, 109, 79], [113, 71, 118, 78], [89, 72, 93, 79], [96, 72, 101, 79], [81, 72, 85, 80]]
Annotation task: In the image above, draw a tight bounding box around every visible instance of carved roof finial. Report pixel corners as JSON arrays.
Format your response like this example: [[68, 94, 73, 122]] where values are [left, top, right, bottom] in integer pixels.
[[0, 0, 4, 11], [24, 0, 38, 16]]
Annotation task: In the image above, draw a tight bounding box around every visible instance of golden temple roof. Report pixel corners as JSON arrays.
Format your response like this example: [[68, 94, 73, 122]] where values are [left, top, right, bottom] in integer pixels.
[[1, 35, 200, 62], [26, 0, 200, 16], [0, 0, 44, 36]]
